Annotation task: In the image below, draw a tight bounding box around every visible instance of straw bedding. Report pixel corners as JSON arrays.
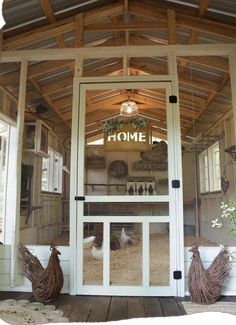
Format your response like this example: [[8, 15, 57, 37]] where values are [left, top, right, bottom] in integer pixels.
[[82, 233, 216, 286], [83, 233, 170, 286]]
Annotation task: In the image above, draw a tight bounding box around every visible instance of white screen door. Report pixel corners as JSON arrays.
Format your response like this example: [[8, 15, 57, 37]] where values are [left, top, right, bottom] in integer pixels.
[[74, 80, 183, 296]]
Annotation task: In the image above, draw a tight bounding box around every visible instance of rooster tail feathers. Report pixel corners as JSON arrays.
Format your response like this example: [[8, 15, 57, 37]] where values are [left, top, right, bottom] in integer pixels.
[[207, 246, 231, 283], [18, 244, 44, 282]]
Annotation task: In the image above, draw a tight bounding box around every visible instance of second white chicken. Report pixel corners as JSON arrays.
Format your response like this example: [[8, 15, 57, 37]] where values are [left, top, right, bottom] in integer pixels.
[[91, 245, 103, 260], [120, 227, 133, 246]]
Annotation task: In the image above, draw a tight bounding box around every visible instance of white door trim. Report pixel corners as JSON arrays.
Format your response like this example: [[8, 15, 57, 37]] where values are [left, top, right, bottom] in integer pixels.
[[70, 78, 184, 296]]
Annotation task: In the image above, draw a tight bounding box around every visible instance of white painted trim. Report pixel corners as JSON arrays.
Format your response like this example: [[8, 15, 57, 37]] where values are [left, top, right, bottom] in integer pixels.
[[80, 285, 175, 296], [69, 55, 81, 295], [83, 196, 170, 202], [168, 52, 185, 297], [75, 80, 181, 296], [10, 59, 28, 288], [81, 216, 171, 223], [0, 44, 236, 62], [4, 126, 17, 245]]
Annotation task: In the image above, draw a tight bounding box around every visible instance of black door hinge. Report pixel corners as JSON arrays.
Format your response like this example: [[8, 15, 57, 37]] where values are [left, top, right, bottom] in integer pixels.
[[169, 95, 177, 103], [172, 180, 180, 188], [75, 196, 85, 201], [173, 270, 182, 280]]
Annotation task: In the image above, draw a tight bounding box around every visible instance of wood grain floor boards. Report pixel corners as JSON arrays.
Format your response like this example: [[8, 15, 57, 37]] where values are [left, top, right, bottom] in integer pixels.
[[143, 297, 163, 317], [107, 297, 128, 321], [0, 292, 189, 321], [160, 297, 182, 316], [87, 296, 111, 322], [127, 297, 145, 319]]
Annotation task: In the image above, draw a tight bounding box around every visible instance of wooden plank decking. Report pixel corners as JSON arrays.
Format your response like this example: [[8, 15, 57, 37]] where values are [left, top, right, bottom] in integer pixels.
[[0, 292, 186, 321]]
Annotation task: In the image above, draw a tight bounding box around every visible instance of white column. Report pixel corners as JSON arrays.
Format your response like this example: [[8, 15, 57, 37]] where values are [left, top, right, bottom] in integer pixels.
[[69, 55, 81, 295], [168, 51, 185, 297], [10, 59, 28, 287]]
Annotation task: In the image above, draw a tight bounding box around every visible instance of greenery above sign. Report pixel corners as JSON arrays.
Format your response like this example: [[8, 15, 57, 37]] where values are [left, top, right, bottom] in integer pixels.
[[103, 118, 148, 134]]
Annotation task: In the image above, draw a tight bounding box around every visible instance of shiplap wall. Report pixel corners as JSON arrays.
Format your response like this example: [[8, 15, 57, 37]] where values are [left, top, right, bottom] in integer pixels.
[[1, 245, 236, 295], [0, 245, 69, 293]]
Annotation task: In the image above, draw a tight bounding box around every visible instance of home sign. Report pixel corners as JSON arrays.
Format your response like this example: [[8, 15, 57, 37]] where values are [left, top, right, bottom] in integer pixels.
[[104, 124, 149, 151]]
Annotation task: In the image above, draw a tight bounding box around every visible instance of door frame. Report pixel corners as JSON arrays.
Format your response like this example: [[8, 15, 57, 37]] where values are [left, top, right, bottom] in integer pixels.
[[70, 75, 184, 296]]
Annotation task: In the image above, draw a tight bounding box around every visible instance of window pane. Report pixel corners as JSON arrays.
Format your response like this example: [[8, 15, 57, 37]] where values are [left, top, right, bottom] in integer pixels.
[[41, 157, 49, 191], [110, 223, 142, 286], [83, 222, 103, 285], [150, 222, 169, 286], [53, 152, 63, 193]]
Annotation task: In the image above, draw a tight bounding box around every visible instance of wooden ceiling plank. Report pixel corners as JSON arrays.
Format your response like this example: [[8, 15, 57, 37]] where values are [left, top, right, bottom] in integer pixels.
[[0, 60, 70, 86], [179, 56, 229, 73], [176, 14, 236, 40], [167, 9, 176, 45], [3, 2, 124, 50], [130, 0, 236, 40], [3, 19, 75, 50], [28, 76, 71, 128]]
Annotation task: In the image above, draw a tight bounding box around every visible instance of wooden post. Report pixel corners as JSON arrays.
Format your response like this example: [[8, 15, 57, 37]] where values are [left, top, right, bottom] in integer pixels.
[[167, 9, 176, 45], [75, 13, 84, 48], [10, 59, 28, 287]]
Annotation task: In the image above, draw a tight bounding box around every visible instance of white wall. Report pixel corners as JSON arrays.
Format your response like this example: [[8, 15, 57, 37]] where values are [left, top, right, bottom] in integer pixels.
[[0, 245, 235, 296], [0, 245, 69, 293]]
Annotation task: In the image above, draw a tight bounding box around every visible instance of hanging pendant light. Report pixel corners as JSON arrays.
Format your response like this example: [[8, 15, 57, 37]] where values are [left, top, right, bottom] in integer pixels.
[[120, 90, 138, 117], [120, 100, 138, 117]]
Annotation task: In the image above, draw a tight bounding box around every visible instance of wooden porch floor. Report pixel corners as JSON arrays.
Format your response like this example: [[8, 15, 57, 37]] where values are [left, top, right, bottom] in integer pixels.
[[0, 292, 187, 321]]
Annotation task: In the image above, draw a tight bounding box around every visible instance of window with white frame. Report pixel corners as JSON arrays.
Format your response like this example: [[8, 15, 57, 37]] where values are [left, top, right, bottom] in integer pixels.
[[208, 142, 221, 192], [199, 149, 209, 193], [199, 141, 221, 193], [41, 148, 63, 193], [0, 120, 9, 243]]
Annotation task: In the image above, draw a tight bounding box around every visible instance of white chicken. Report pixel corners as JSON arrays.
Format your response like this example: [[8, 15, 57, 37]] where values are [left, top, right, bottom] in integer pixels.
[[120, 228, 133, 246], [83, 235, 95, 249], [91, 245, 103, 260]]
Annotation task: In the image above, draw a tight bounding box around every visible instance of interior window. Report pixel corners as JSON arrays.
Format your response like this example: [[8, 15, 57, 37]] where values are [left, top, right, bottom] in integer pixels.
[[41, 147, 63, 194]]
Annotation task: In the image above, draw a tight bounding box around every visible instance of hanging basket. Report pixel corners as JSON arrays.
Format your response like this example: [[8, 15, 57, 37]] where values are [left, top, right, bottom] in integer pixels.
[[109, 160, 128, 178]]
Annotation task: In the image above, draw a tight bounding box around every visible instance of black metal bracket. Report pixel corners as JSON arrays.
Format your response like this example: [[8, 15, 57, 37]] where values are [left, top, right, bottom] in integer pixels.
[[173, 270, 182, 280], [172, 180, 180, 188], [75, 196, 85, 201], [169, 95, 177, 103]]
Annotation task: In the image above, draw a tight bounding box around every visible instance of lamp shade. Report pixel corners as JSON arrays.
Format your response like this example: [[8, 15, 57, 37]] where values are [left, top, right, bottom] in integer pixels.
[[120, 100, 138, 117]]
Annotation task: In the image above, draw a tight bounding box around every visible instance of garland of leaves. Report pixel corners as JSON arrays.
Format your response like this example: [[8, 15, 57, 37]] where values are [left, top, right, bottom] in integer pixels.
[[103, 118, 148, 134]]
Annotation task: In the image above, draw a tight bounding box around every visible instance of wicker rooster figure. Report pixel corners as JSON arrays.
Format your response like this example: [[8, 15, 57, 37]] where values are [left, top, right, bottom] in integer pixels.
[[18, 244, 64, 303], [188, 243, 231, 304]]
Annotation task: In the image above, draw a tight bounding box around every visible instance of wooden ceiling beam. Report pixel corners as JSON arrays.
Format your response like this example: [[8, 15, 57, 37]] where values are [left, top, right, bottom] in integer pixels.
[[0, 60, 70, 86], [178, 56, 229, 74], [167, 9, 176, 44], [198, 0, 209, 17], [3, 1, 124, 50], [85, 21, 167, 32], [130, 0, 236, 40], [75, 13, 84, 48]]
